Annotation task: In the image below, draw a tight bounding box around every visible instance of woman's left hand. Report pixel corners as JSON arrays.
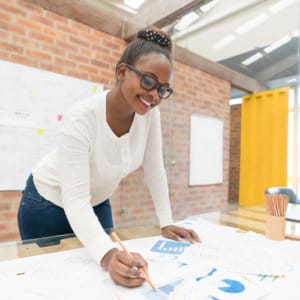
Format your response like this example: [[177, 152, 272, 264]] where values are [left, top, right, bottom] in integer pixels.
[[161, 225, 201, 243]]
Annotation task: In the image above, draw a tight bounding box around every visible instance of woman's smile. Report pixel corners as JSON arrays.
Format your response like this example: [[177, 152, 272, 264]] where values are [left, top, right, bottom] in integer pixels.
[[138, 95, 153, 109]]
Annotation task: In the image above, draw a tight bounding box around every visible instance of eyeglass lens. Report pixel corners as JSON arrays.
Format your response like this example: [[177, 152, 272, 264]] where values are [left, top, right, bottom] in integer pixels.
[[141, 74, 172, 98], [141, 74, 172, 99], [126, 64, 172, 99]]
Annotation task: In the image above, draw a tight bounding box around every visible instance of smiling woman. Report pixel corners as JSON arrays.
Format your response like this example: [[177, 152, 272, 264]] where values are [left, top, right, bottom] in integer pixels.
[[17, 25, 200, 288], [114, 53, 173, 116]]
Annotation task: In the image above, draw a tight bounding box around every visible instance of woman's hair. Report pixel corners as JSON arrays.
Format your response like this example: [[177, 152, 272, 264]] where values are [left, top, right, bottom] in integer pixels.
[[116, 26, 172, 68]]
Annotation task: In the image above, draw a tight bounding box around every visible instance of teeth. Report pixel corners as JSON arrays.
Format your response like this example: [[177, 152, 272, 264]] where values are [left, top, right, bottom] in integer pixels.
[[139, 96, 151, 107]]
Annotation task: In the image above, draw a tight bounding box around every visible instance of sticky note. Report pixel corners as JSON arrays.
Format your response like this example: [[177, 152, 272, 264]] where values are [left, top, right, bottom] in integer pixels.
[[29, 89, 37, 96], [36, 128, 44, 136], [57, 114, 63, 121], [91, 85, 99, 93]]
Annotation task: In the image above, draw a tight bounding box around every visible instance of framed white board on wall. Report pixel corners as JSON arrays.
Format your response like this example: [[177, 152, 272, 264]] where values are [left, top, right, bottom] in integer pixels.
[[0, 59, 103, 191], [189, 113, 223, 185]]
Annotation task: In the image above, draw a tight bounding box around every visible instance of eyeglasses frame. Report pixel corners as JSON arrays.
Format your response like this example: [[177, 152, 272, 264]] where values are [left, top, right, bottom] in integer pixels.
[[125, 64, 173, 99]]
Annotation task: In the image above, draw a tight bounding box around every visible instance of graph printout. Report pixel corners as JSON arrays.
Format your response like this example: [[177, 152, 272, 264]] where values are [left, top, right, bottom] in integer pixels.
[[150, 240, 191, 255], [0, 59, 103, 190]]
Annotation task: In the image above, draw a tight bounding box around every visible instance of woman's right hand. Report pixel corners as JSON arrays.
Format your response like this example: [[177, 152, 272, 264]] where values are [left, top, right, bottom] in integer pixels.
[[100, 248, 148, 287]]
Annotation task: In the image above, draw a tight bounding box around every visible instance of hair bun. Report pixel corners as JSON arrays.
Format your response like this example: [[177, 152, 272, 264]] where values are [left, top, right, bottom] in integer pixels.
[[137, 29, 171, 49]]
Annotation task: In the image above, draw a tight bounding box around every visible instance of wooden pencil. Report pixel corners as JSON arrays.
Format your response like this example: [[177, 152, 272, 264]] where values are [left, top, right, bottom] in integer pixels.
[[265, 194, 289, 217], [110, 231, 157, 291]]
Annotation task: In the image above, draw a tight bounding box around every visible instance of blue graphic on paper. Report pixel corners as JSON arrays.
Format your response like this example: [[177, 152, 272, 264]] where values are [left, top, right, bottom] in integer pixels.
[[150, 240, 190, 255], [195, 268, 245, 298], [178, 262, 188, 268], [159, 279, 184, 294], [196, 267, 217, 281], [218, 279, 245, 293], [143, 278, 184, 300]]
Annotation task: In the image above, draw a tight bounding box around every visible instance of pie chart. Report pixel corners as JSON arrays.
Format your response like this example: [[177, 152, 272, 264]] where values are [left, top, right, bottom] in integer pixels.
[[218, 279, 245, 293]]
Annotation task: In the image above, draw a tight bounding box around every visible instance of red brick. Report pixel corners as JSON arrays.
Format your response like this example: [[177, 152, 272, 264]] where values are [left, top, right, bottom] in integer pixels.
[[69, 36, 89, 48], [0, 10, 11, 22], [0, 0, 231, 234], [16, 16, 41, 31], [42, 44, 65, 56], [67, 69, 88, 80], [80, 47, 97, 58], [70, 20, 90, 33], [31, 15, 54, 27], [68, 53, 89, 64], [40, 62, 64, 74], [10, 54, 39, 67], [79, 63, 99, 74], [54, 57, 76, 68], [25, 49, 51, 61], [56, 23, 79, 36], [30, 31, 54, 44], [19, 0, 43, 13], [0, 232, 20, 242], [44, 27, 66, 40], [0, 2, 26, 16], [56, 40, 78, 53], [0, 49, 9, 59], [0, 21, 8, 31], [102, 39, 121, 51], [12, 34, 39, 48], [46, 10, 69, 24], [0, 40, 23, 54]]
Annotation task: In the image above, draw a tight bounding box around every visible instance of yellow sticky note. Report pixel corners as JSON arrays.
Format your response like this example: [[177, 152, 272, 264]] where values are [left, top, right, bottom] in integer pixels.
[[29, 89, 37, 97], [91, 85, 99, 93], [36, 128, 44, 136]]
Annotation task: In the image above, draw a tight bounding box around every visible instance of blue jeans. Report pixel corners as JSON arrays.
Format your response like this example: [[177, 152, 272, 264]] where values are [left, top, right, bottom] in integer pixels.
[[18, 174, 113, 243]]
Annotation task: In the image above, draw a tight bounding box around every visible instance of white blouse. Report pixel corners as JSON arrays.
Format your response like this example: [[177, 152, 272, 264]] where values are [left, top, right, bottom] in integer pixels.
[[32, 90, 173, 264]]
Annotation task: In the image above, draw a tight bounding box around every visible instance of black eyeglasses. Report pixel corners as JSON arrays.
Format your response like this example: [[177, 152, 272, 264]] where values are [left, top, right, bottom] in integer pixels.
[[125, 64, 173, 99]]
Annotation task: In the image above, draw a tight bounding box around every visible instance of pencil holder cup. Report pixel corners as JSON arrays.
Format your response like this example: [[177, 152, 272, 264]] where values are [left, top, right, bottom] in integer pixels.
[[265, 214, 285, 240]]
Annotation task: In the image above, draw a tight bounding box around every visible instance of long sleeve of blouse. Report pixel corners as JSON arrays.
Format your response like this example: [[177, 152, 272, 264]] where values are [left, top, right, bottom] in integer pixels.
[[142, 109, 173, 228], [32, 91, 173, 265]]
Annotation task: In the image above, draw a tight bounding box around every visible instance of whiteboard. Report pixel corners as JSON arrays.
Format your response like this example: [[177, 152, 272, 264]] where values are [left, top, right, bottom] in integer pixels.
[[0, 60, 103, 190], [189, 114, 223, 185]]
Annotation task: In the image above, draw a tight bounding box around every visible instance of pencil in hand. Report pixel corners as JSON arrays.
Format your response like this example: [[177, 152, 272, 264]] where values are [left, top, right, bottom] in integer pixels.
[[110, 231, 156, 291]]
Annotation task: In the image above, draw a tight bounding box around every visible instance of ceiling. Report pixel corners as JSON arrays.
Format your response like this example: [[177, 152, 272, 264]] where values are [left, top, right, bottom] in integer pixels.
[[26, 0, 300, 98], [169, 0, 300, 98]]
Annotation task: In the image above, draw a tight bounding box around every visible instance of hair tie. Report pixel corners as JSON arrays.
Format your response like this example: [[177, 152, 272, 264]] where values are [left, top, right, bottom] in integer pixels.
[[140, 29, 171, 49]]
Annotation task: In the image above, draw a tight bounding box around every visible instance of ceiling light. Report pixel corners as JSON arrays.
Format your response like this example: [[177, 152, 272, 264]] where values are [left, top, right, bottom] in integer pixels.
[[264, 35, 291, 53], [213, 34, 235, 50], [124, 0, 144, 9], [235, 13, 269, 35], [200, 0, 218, 13], [293, 30, 299, 37], [241, 52, 263, 66], [287, 78, 297, 83], [269, 0, 298, 14], [175, 12, 199, 31]]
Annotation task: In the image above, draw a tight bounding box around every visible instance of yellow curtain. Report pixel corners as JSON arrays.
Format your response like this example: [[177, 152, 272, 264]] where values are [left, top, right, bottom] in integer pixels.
[[239, 87, 289, 206]]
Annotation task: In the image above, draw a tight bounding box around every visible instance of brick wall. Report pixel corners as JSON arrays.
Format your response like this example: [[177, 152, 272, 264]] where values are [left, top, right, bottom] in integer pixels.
[[0, 0, 231, 242], [229, 104, 241, 202]]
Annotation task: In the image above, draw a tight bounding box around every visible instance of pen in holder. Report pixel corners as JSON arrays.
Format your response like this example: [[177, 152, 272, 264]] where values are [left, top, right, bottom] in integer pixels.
[[264, 193, 289, 240]]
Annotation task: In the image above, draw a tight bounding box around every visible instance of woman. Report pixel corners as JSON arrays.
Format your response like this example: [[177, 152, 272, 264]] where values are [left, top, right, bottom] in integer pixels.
[[18, 26, 200, 287]]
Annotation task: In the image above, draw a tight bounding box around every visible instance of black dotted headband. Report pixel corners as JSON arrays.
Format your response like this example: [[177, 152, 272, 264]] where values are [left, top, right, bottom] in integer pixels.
[[138, 29, 171, 49]]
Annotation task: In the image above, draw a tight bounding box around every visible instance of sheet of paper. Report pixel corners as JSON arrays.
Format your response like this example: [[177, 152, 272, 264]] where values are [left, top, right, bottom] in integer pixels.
[[1, 220, 300, 299], [0, 59, 103, 190]]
